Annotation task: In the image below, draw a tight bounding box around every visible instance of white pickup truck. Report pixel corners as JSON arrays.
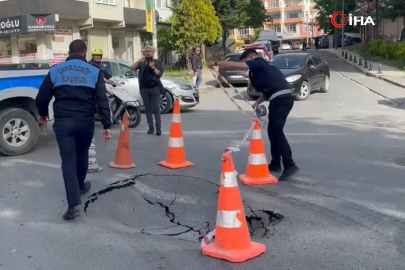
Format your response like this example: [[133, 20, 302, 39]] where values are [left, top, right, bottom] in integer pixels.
[[0, 62, 53, 156]]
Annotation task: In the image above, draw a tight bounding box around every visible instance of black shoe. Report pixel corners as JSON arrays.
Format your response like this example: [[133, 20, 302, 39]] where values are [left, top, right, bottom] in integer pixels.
[[63, 206, 80, 220], [268, 164, 282, 173], [156, 128, 161, 136], [279, 165, 299, 181], [80, 181, 91, 196], [147, 127, 154, 134]]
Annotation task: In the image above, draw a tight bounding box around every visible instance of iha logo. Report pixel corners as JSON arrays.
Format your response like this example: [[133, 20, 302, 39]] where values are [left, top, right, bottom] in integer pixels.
[[36, 17, 46, 26], [331, 11, 375, 28]]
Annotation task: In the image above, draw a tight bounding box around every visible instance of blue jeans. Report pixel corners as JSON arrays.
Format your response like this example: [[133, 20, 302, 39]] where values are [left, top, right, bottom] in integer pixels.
[[196, 69, 202, 89]]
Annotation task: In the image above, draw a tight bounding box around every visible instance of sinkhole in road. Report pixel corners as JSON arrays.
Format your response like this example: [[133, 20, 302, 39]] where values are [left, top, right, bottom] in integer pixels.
[[84, 173, 284, 242]]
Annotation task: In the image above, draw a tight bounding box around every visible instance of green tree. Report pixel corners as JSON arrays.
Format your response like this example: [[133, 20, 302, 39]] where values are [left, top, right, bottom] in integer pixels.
[[167, 0, 182, 12], [211, 0, 250, 52], [246, 0, 267, 28], [157, 27, 174, 55], [171, 0, 222, 54], [314, 0, 357, 34]]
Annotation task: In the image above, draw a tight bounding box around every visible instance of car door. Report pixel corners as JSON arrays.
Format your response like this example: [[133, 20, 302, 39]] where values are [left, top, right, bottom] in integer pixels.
[[118, 63, 142, 104], [310, 56, 322, 87], [305, 57, 317, 88]]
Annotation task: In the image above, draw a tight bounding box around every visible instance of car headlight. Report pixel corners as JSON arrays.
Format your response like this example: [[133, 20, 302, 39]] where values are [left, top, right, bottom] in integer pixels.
[[172, 82, 193, 90], [285, 75, 302, 83]]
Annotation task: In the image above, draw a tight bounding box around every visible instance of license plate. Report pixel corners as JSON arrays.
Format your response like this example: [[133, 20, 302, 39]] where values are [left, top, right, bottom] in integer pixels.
[[229, 75, 244, 79]]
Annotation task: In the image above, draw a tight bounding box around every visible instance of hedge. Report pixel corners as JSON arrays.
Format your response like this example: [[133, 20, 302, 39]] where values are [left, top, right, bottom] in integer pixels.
[[367, 39, 405, 60]]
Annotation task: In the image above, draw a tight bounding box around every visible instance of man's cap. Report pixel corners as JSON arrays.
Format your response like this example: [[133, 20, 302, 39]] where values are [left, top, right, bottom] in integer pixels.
[[195, 47, 201, 51], [239, 48, 258, 60]]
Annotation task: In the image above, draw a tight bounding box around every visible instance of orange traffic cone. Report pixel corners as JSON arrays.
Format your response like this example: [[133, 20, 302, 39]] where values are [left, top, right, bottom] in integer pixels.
[[239, 121, 278, 185], [202, 155, 266, 262], [158, 99, 193, 169], [109, 113, 137, 169]]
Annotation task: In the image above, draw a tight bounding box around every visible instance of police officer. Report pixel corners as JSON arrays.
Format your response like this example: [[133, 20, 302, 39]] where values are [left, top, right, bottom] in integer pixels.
[[88, 48, 112, 80], [208, 49, 299, 180], [35, 40, 113, 220]]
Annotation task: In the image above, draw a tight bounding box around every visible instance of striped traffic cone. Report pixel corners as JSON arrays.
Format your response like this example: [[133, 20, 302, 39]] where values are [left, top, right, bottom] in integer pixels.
[[201, 155, 266, 262], [239, 121, 278, 185], [158, 99, 194, 169]]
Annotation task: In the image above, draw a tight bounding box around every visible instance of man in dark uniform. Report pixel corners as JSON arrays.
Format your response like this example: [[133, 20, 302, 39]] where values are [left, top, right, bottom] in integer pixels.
[[208, 49, 299, 180], [35, 40, 113, 220]]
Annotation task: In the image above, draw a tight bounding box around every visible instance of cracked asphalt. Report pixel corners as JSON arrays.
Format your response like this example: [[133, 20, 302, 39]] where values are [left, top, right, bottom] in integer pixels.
[[1, 50, 405, 269]]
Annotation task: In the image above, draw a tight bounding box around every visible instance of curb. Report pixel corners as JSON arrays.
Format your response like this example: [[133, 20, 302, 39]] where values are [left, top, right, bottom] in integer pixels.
[[326, 50, 405, 90]]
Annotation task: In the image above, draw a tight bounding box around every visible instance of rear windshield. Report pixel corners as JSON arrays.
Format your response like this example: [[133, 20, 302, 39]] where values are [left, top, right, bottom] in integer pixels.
[[0, 63, 50, 69]]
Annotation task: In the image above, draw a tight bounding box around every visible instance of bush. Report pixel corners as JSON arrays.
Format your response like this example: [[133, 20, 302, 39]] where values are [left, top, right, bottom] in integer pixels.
[[367, 39, 405, 60], [395, 43, 405, 58], [368, 39, 383, 55]]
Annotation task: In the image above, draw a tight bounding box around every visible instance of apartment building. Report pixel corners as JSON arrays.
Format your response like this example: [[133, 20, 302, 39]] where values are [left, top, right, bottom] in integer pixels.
[[262, 0, 323, 43], [0, 0, 164, 65]]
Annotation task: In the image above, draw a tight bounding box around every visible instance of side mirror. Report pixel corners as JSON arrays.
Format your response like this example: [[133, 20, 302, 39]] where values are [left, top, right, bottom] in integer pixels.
[[308, 65, 315, 70], [125, 71, 135, 77]]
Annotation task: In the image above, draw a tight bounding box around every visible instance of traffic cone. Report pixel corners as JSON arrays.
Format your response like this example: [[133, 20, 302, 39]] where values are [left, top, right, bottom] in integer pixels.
[[109, 113, 137, 169], [158, 99, 193, 169], [239, 121, 278, 185], [201, 155, 266, 262], [88, 138, 103, 173]]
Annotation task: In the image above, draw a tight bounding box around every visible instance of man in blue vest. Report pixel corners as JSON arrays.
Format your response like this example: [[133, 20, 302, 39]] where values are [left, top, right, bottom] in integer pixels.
[[35, 40, 112, 220], [208, 49, 299, 180]]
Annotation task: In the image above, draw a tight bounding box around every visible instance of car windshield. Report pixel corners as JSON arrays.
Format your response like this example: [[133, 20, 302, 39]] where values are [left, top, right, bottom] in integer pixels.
[[271, 55, 306, 69]]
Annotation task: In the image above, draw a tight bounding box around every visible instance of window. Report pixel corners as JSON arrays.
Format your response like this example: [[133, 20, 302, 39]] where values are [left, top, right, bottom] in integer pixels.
[[303, 23, 308, 31], [239, 28, 250, 35], [271, 25, 282, 32], [312, 56, 320, 66], [229, 29, 235, 36], [269, 1, 279, 8], [97, 0, 114, 4], [307, 57, 314, 67], [268, 12, 281, 20], [119, 63, 135, 76], [286, 12, 302, 19], [285, 2, 298, 7], [18, 36, 37, 54], [124, 0, 130, 7], [287, 24, 296, 32]]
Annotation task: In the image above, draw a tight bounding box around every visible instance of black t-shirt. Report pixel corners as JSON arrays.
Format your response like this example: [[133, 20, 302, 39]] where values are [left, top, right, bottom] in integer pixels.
[[246, 57, 290, 100], [140, 65, 154, 88]]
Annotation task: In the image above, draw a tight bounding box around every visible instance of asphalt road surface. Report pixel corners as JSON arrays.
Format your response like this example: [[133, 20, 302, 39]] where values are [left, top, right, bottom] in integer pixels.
[[1, 50, 405, 269]]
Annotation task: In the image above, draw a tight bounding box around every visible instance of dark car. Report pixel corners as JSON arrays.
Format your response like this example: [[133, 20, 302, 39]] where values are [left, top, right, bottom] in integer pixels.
[[247, 53, 330, 101], [218, 53, 249, 85]]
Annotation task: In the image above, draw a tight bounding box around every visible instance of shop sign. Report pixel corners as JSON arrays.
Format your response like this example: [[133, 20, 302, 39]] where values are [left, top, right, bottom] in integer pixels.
[[0, 16, 20, 36], [20, 53, 37, 62], [0, 56, 12, 64], [20, 14, 55, 33]]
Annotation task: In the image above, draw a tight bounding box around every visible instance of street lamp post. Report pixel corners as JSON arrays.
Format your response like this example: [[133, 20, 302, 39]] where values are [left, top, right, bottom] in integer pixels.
[[341, 0, 345, 49]]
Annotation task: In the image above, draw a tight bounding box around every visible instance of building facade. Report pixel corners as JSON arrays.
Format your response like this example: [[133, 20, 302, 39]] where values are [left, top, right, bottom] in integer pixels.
[[0, 0, 163, 65], [261, 0, 323, 43]]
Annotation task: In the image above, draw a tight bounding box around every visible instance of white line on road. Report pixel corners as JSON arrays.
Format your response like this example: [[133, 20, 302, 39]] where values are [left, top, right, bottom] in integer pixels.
[[0, 159, 60, 168], [130, 130, 347, 136], [115, 173, 198, 204]]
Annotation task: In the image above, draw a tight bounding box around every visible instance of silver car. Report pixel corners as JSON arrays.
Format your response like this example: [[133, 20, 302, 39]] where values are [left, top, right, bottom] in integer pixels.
[[101, 60, 199, 113]]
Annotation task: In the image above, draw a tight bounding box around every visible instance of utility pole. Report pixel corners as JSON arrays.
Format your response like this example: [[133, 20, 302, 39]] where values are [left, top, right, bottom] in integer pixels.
[[334, 0, 337, 49], [341, 0, 345, 49], [152, 0, 158, 59], [375, 0, 378, 38]]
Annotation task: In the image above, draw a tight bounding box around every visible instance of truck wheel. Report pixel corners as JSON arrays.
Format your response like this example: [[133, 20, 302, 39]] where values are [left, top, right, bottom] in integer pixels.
[[0, 108, 39, 156]]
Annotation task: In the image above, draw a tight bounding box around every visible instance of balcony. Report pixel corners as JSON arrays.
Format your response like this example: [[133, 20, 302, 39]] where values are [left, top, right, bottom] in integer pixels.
[[0, 0, 89, 19], [92, 0, 124, 22]]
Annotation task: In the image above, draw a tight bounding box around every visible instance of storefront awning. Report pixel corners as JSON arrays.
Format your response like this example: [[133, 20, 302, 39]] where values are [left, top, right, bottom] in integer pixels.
[[0, 14, 55, 36]]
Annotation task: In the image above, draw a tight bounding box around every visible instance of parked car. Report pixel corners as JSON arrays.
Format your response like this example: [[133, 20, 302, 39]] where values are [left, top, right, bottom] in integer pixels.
[[280, 43, 292, 50], [218, 53, 249, 85], [292, 42, 301, 50], [253, 39, 280, 55], [345, 36, 362, 46], [247, 53, 330, 101], [101, 60, 199, 114]]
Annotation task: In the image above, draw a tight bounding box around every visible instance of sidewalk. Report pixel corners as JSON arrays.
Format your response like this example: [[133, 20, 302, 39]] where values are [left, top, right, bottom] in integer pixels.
[[325, 48, 405, 89]]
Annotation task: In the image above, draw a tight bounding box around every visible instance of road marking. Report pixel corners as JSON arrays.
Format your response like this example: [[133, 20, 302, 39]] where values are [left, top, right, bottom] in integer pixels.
[[114, 173, 198, 204], [0, 159, 60, 168], [130, 130, 347, 136]]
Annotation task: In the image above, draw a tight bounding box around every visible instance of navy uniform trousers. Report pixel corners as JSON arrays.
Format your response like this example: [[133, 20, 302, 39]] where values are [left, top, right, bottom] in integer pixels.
[[54, 120, 94, 207]]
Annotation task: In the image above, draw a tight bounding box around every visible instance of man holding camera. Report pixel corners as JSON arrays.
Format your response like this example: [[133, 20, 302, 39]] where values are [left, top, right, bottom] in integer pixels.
[[132, 46, 164, 135]]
